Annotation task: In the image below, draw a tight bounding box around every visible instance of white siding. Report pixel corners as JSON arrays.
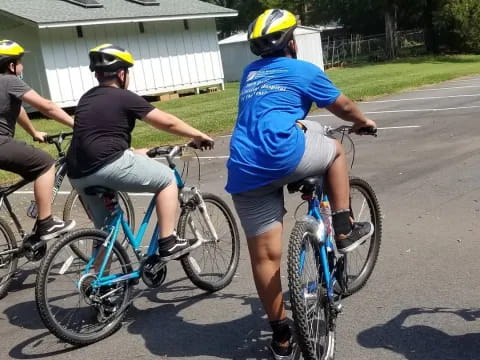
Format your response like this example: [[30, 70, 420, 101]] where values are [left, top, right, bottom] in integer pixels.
[[219, 27, 324, 82], [0, 21, 49, 100], [38, 18, 225, 107]]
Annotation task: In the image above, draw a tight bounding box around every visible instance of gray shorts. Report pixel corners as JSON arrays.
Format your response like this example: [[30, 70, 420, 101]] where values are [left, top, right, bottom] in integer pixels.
[[232, 120, 336, 237], [69, 149, 175, 228]]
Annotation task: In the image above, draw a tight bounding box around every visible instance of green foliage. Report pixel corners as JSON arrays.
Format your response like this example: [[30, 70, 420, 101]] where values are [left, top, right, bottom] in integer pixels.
[[435, 0, 480, 53]]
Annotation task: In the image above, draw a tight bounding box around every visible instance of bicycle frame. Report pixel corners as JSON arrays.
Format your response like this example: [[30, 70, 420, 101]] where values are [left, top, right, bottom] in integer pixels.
[[0, 155, 68, 244], [301, 180, 337, 301], [84, 158, 218, 289]]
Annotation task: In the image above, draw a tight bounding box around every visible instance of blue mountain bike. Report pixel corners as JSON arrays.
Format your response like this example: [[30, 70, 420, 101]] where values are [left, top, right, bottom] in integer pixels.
[[35, 145, 240, 345], [287, 125, 382, 360]]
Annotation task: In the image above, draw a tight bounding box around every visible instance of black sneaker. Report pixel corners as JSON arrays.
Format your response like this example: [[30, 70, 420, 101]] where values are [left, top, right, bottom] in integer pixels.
[[269, 337, 297, 360], [36, 216, 76, 241], [336, 221, 374, 254], [158, 237, 201, 261]]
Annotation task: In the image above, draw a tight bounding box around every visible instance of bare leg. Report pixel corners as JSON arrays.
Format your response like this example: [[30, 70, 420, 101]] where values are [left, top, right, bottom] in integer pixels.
[[155, 181, 179, 238], [326, 140, 350, 211], [247, 222, 287, 322], [34, 165, 55, 220]]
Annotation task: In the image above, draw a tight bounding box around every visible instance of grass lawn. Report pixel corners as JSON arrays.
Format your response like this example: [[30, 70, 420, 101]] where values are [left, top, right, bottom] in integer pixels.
[[1, 54, 480, 183]]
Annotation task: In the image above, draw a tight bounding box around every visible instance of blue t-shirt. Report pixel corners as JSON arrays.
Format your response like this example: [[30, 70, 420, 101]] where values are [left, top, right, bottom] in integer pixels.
[[225, 57, 341, 194]]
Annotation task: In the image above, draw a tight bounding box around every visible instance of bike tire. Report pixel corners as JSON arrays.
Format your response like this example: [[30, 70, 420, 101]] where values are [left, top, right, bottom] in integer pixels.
[[178, 193, 240, 292], [288, 220, 335, 360], [63, 189, 135, 261], [0, 217, 18, 300], [35, 229, 132, 345], [340, 176, 382, 296]]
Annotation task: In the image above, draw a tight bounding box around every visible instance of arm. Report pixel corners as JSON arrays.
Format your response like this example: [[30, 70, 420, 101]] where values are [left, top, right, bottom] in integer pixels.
[[21, 89, 74, 128], [17, 107, 46, 142], [326, 94, 377, 133], [143, 108, 213, 147]]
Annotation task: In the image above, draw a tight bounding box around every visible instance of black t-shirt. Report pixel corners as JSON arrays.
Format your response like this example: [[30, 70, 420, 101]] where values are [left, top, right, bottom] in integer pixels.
[[0, 75, 31, 137], [67, 86, 154, 178]]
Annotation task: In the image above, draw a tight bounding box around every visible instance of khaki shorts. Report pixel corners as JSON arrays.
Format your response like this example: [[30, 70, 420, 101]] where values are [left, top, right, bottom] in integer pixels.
[[232, 120, 336, 237]]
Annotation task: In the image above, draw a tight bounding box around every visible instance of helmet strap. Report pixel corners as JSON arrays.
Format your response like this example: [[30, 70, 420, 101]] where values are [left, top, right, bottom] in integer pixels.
[[117, 68, 128, 89]]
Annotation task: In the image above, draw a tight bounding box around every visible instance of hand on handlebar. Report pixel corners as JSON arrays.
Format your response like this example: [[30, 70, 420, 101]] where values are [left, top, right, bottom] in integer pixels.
[[33, 131, 47, 143], [352, 118, 377, 135], [189, 135, 214, 151]]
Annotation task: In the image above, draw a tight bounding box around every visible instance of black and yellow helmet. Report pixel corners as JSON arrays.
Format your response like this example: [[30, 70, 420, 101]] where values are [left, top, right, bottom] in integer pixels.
[[247, 9, 297, 56], [0, 40, 25, 66], [88, 44, 134, 73]]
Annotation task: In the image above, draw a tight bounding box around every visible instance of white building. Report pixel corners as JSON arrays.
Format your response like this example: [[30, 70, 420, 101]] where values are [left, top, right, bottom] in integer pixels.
[[0, 0, 237, 107], [219, 26, 324, 82]]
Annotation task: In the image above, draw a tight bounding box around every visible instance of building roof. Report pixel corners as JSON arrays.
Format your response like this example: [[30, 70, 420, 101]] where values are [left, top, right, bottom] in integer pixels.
[[219, 26, 321, 45], [0, 0, 237, 28]]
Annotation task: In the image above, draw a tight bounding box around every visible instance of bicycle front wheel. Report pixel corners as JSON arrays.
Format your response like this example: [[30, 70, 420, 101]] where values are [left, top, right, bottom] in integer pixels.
[[341, 176, 382, 295], [0, 217, 18, 300], [178, 193, 240, 292], [63, 189, 136, 261], [35, 229, 132, 345], [288, 221, 335, 360]]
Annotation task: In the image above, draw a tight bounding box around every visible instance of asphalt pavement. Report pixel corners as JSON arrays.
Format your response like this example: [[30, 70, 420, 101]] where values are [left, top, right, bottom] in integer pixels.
[[1, 75, 480, 360]]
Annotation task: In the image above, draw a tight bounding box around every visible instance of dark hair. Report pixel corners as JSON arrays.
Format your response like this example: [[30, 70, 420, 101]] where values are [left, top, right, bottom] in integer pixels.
[[0, 57, 19, 74]]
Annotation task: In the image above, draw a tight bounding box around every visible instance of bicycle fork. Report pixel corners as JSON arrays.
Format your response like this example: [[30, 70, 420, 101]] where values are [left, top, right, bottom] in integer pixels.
[[182, 188, 218, 243]]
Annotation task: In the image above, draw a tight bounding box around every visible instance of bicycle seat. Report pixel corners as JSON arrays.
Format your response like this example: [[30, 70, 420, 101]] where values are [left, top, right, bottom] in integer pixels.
[[84, 186, 116, 196], [287, 176, 323, 194]]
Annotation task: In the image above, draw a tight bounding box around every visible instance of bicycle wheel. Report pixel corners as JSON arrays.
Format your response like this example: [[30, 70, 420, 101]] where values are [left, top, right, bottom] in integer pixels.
[[178, 193, 240, 292], [63, 189, 135, 261], [288, 221, 335, 360], [0, 217, 18, 300], [340, 176, 382, 295], [35, 229, 132, 345]]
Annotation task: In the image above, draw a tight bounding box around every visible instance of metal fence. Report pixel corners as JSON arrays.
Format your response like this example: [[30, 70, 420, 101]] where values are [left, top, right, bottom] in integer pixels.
[[322, 30, 425, 68]]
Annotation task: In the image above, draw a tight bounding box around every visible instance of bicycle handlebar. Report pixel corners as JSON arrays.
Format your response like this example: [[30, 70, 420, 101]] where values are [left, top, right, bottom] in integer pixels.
[[43, 132, 74, 145], [326, 125, 377, 137]]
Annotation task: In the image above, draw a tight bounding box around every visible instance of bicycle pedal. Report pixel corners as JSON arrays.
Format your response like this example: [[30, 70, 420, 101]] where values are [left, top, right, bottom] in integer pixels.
[[141, 255, 167, 288]]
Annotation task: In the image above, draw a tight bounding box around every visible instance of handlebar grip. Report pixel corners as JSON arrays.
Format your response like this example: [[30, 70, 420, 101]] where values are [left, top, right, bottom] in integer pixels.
[[357, 127, 377, 136], [146, 148, 157, 158], [188, 140, 214, 150]]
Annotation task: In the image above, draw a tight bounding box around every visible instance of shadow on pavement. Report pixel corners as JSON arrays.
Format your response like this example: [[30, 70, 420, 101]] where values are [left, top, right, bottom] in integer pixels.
[[357, 307, 480, 360], [3, 276, 275, 359]]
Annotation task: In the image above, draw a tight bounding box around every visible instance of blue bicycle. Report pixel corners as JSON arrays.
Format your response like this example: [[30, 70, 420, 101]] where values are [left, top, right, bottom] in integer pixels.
[[35, 145, 240, 345], [287, 125, 382, 360]]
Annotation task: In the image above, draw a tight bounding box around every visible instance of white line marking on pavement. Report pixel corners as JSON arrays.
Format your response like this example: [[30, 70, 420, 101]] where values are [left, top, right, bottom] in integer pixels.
[[308, 105, 480, 117], [377, 126, 422, 130], [361, 93, 480, 104], [411, 85, 480, 92]]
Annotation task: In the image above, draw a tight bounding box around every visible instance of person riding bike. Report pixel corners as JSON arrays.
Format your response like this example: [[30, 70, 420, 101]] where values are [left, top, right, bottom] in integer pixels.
[[66, 43, 214, 261], [0, 39, 75, 244], [225, 9, 377, 359]]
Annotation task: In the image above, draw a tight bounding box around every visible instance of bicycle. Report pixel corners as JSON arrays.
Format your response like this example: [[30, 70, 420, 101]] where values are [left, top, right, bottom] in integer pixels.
[[0, 132, 135, 299], [35, 143, 240, 345], [287, 125, 382, 360]]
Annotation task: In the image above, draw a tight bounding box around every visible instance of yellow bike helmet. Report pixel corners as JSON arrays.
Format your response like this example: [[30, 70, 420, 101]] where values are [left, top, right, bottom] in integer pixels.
[[247, 9, 297, 56], [0, 40, 25, 67], [88, 43, 134, 73]]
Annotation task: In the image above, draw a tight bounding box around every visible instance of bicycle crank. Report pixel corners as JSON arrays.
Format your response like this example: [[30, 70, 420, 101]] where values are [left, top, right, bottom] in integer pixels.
[[21, 233, 46, 262], [141, 255, 167, 288]]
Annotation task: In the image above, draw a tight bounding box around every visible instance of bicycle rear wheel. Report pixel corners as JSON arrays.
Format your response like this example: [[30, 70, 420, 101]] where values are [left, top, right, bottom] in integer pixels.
[[288, 221, 335, 360], [0, 217, 18, 300], [340, 176, 382, 295], [63, 189, 135, 261], [178, 193, 240, 292], [35, 229, 132, 345]]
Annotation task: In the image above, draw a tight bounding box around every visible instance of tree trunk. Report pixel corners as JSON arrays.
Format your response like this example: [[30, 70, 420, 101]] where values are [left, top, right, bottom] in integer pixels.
[[424, 0, 439, 53], [385, 2, 398, 59]]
